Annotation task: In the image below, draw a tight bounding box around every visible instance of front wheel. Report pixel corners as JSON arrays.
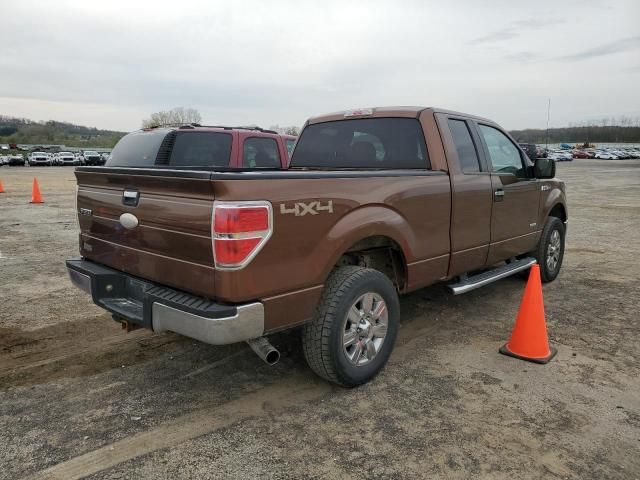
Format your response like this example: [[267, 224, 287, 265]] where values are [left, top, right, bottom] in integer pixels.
[[535, 216, 566, 282], [302, 266, 400, 387]]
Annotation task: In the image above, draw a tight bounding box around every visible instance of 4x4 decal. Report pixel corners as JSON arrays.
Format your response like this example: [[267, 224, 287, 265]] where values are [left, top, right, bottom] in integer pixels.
[[280, 200, 333, 217]]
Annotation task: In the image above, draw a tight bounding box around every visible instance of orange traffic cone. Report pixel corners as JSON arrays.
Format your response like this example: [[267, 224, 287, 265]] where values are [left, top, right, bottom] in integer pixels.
[[30, 177, 44, 204], [499, 264, 557, 364], [0, 179, 4, 193]]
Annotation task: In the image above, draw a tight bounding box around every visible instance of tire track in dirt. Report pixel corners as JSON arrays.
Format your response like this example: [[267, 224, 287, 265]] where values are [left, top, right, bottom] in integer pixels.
[[23, 304, 445, 480], [0, 320, 186, 386]]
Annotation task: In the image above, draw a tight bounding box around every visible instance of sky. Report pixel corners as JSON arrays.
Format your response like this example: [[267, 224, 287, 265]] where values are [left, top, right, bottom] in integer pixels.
[[1, 0, 639, 132]]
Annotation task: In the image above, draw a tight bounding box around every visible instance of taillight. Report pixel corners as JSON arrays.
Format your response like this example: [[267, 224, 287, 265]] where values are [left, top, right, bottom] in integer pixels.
[[212, 201, 273, 270]]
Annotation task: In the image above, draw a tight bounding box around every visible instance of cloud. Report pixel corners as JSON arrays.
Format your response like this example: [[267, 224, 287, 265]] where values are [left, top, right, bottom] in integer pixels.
[[556, 36, 640, 61], [0, 0, 638, 131], [504, 51, 541, 63], [470, 18, 565, 45], [472, 29, 519, 45]]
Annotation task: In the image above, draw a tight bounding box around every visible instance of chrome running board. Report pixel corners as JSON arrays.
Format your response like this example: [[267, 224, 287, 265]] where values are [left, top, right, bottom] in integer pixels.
[[448, 257, 537, 295]]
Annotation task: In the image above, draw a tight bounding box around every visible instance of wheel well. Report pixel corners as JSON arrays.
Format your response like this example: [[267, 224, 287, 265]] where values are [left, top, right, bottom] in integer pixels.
[[549, 204, 567, 223], [335, 236, 407, 291]]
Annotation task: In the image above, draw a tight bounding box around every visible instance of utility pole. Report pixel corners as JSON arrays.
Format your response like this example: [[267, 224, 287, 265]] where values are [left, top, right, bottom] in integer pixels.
[[545, 98, 551, 151]]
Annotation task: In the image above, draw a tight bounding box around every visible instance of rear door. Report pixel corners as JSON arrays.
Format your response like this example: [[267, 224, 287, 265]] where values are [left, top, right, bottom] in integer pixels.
[[473, 123, 541, 264]]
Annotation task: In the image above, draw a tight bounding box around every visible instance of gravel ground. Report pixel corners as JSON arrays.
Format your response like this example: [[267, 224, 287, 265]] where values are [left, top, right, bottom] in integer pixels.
[[0, 161, 638, 479]]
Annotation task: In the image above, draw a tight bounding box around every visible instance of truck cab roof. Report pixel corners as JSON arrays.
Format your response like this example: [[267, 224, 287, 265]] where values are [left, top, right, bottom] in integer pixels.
[[307, 106, 494, 125]]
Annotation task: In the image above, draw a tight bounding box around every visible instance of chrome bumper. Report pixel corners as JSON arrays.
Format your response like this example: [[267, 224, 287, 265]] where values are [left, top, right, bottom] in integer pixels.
[[66, 259, 264, 345], [152, 302, 264, 345]]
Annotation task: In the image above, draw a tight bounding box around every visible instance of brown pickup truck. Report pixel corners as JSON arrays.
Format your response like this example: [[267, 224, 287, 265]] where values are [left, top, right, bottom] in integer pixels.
[[66, 106, 567, 386]]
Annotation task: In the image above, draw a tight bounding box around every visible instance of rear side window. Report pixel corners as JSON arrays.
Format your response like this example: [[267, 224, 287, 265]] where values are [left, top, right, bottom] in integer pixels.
[[243, 137, 281, 168], [169, 132, 231, 167], [291, 118, 430, 169], [447, 119, 480, 173], [107, 129, 170, 167]]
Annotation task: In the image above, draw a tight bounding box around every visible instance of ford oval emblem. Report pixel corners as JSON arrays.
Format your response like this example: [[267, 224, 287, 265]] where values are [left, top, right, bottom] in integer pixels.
[[119, 213, 139, 230]]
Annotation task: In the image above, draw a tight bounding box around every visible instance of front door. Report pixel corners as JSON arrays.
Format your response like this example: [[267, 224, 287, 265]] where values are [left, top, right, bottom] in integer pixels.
[[475, 124, 541, 265]]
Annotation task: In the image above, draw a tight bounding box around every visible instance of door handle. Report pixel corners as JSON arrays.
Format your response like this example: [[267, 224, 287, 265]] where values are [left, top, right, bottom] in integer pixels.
[[494, 189, 505, 202]]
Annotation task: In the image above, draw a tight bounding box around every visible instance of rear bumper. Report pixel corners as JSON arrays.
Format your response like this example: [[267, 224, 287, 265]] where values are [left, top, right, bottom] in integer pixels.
[[66, 258, 264, 345]]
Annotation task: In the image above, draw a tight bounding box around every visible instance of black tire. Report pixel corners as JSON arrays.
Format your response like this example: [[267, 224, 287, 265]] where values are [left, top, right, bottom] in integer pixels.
[[533, 216, 565, 282], [302, 266, 400, 387]]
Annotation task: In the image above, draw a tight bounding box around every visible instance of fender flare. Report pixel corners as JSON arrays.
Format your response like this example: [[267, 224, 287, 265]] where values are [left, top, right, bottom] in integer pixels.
[[315, 205, 416, 283]]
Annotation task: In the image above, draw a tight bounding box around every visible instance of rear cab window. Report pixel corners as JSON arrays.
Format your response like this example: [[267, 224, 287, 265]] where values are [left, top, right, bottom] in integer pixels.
[[291, 118, 430, 169], [107, 129, 232, 169]]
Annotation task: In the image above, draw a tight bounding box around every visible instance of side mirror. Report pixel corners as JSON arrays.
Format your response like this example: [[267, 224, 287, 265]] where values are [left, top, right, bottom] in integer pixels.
[[534, 157, 555, 179]]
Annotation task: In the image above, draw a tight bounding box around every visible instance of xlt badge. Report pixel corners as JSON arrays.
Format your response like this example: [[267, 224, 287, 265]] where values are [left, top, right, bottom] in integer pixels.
[[280, 201, 333, 217]]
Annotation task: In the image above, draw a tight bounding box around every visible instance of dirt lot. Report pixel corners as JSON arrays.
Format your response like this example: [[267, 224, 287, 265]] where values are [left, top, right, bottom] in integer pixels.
[[1, 161, 639, 479]]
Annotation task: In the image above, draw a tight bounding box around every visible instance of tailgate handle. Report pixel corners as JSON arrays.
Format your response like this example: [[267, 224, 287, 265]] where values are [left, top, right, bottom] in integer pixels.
[[122, 190, 140, 207]]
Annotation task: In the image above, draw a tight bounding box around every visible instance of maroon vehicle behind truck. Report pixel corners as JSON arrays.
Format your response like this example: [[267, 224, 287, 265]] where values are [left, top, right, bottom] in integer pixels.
[[67, 107, 567, 386], [110, 125, 290, 170]]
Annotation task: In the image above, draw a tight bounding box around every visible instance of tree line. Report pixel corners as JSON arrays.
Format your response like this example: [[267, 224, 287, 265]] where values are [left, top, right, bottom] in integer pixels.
[[4, 110, 639, 148], [510, 116, 640, 144], [0, 115, 125, 148]]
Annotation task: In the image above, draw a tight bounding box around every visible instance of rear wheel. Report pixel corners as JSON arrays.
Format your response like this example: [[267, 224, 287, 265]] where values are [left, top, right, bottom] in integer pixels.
[[302, 266, 399, 387]]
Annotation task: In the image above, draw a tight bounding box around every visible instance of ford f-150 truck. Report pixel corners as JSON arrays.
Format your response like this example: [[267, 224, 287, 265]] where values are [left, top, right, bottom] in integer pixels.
[[66, 107, 567, 386]]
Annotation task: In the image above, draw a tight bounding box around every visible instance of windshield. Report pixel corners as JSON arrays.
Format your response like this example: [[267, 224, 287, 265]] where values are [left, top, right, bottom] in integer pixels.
[[85, 151, 99, 156]]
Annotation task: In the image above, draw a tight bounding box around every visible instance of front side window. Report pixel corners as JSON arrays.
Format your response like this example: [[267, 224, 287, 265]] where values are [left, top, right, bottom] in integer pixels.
[[448, 119, 480, 173], [291, 118, 430, 169], [478, 125, 526, 177], [243, 137, 281, 168]]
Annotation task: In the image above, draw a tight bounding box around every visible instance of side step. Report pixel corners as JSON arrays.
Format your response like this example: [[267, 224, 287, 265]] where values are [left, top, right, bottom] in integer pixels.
[[448, 257, 536, 295]]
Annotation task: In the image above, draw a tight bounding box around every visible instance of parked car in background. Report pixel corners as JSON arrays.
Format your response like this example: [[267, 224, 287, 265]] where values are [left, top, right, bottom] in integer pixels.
[[518, 143, 537, 161], [104, 125, 291, 170], [7, 154, 26, 166], [57, 151, 80, 166], [28, 152, 51, 166], [594, 151, 618, 160], [548, 151, 567, 162], [100, 152, 111, 164], [611, 150, 630, 159], [82, 151, 103, 166], [572, 150, 590, 159]]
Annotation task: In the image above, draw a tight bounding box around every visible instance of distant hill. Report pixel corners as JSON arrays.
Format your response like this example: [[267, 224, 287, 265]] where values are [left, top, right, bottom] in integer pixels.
[[0, 115, 126, 148], [509, 125, 640, 144], [3, 114, 639, 149]]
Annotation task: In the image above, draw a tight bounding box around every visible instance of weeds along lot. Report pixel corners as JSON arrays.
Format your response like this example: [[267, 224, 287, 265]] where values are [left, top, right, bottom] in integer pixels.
[[0, 162, 639, 480]]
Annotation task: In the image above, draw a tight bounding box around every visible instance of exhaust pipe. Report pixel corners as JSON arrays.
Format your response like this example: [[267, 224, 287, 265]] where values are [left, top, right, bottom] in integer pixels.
[[246, 337, 280, 366]]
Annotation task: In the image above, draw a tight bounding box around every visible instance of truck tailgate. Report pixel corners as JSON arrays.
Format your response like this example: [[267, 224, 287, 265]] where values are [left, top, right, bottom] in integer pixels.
[[75, 168, 216, 298]]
